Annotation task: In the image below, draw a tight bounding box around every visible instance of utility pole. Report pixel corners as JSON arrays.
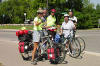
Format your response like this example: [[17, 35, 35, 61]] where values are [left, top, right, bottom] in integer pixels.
[[98, 19, 100, 28], [47, 0, 48, 10]]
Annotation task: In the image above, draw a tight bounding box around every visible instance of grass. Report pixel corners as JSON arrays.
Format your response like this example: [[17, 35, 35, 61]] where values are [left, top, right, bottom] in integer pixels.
[[86, 28, 100, 30], [0, 25, 100, 30], [0, 25, 33, 30]]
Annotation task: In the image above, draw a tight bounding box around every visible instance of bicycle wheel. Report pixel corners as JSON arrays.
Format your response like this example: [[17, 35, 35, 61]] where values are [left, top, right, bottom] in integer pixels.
[[21, 51, 30, 60], [35, 45, 43, 61], [77, 37, 85, 52], [69, 38, 81, 58], [58, 44, 66, 64]]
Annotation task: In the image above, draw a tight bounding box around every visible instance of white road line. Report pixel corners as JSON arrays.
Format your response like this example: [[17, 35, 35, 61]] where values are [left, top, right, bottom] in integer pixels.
[[84, 51, 100, 56]]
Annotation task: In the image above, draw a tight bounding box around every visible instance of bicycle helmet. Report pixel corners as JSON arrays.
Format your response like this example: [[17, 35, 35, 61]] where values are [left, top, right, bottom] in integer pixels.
[[69, 9, 73, 12], [37, 8, 43, 13], [51, 9, 56, 13], [64, 14, 69, 17], [21, 27, 26, 30], [54, 34, 60, 43]]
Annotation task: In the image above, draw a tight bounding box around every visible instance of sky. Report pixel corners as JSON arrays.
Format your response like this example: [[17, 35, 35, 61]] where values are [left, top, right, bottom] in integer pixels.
[[90, 0, 100, 8]]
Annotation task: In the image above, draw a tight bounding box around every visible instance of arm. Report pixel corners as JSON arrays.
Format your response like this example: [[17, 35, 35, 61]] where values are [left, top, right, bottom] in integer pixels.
[[72, 22, 76, 30], [59, 25, 63, 35], [74, 16, 77, 27], [34, 17, 42, 26], [34, 21, 42, 26], [60, 28, 63, 35]]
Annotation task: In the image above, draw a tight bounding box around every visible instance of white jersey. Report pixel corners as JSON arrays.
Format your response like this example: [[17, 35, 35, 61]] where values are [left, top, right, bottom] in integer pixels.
[[61, 21, 75, 38], [69, 16, 77, 23]]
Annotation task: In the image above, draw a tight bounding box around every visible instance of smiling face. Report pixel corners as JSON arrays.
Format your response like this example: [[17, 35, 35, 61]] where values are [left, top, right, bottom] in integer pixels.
[[64, 16, 69, 23], [38, 13, 43, 18]]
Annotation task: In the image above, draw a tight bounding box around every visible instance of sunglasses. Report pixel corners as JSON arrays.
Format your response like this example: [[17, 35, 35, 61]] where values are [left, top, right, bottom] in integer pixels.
[[64, 16, 69, 18], [51, 12, 55, 13]]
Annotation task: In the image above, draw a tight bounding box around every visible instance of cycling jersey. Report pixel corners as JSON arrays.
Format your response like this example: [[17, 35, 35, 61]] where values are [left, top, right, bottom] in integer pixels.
[[61, 21, 75, 38], [69, 16, 77, 23], [46, 15, 56, 27], [33, 17, 43, 30]]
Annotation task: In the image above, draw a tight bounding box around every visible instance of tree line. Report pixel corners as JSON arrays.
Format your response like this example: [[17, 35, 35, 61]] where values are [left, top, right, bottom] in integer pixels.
[[0, 0, 100, 29]]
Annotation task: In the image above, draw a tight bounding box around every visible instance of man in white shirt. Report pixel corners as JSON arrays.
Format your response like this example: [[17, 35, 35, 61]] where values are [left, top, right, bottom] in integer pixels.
[[68, 9, 77, 26], [61, 14, 76, 38], [60, 14, 76, 51]]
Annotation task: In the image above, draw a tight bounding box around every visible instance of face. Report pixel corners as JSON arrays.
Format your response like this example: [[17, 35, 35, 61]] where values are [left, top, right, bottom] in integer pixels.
[[51, 12, 55, 16], [64, 16, 69, 22], [69, 12, 73, 17], [43, 10, 47, 16], [38, 13, 43, 18]]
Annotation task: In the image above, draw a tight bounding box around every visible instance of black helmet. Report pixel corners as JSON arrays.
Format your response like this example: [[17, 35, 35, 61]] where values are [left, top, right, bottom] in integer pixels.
[[69, 9, 73, 12]]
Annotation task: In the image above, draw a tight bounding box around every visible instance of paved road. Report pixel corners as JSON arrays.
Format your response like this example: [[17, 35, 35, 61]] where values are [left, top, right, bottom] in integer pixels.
[[76, 30, 100, 53], [1, 30, 100, 53], [0, 30, 100, 66]]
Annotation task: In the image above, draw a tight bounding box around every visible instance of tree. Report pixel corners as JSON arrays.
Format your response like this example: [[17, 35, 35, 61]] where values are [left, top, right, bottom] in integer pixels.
[[0, 0, 99, 29], [96, 4, 100, 13], [66, 0, 83, 11], [0, 0, 47, 24]]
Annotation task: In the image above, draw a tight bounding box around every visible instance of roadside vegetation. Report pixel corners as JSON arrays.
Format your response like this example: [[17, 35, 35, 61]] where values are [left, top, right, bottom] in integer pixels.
[[0, 25, 33, 30], [0, 0, 100, 29]]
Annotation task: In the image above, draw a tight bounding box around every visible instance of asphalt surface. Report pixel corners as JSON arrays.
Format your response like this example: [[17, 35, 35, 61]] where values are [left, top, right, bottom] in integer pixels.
[[76, 30, 100, 53], [0, 29, 100, 53], [0, 30, 100, 66]]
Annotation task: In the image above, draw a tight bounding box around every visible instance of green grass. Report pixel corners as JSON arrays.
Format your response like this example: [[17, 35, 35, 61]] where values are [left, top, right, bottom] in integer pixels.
[[86, 28, 100, 30], [0, 25, 100, 30], [0, 25, 33, 30]]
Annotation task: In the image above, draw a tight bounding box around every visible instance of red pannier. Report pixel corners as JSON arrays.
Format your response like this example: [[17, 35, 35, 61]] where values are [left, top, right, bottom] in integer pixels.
[[16, 30, 29, 36], [16, 30, 24, 36], [23, 30, 29, 34], [16, 30, 32, 42], [47, 48, 59, 60], [18, 42, 25, 53], [47, 48, 55, 59]]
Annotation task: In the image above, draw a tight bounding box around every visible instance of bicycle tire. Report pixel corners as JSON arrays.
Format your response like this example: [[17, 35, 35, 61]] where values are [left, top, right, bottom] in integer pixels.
[[77, 37, 86, 52], [21, 52, 30, 61], [69, 38, 81, 58], [20, 42, 33, 61], [58, 44, 66, 63]]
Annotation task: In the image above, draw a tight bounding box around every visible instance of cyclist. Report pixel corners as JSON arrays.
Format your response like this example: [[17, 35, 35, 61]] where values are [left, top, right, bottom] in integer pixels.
[[68, 9, 77, 26], [61, 14, 76, 37], [31, 8, 43, 65], [60, 14, 76, 49], [45, 9, 57, 38], [41, 8, 48, 23], [41, 8, 48, 36]]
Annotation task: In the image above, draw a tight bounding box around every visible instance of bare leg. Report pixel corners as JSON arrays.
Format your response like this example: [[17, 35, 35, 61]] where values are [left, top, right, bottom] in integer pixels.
[[32, 42, 38, 61], [66, 41, 69, 48]]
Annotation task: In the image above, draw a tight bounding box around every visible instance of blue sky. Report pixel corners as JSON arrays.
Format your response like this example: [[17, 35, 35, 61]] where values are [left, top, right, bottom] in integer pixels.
[[90, 0, 100, 8]]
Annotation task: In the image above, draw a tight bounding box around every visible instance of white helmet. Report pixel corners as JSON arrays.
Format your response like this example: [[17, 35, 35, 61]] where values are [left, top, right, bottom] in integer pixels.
[[64, 14, 69, 17]]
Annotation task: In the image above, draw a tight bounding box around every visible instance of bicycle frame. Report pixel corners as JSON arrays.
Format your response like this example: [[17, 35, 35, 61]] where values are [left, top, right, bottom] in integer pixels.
[[61, 29, 81, 58]]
